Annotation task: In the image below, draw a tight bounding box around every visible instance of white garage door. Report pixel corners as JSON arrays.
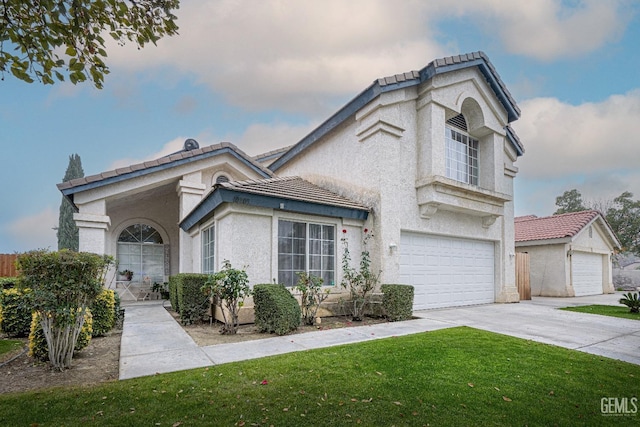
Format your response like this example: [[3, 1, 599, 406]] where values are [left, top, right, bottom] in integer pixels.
[[399, 232, 495, 310], [571, 252, 603, 296]]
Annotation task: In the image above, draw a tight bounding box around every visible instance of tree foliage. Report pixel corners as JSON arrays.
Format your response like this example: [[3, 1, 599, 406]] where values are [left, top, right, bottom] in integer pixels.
[[16, 249, 113, 370], [57, 153, 83, 251], [553, 189, 640, 256], [605, 192, 640, 256], [554, 189, 586, 215], [0, 0, 179, 88]]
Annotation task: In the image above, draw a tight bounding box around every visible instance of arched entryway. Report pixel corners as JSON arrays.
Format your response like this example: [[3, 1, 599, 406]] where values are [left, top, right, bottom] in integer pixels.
[[116, 223, 167, 288]]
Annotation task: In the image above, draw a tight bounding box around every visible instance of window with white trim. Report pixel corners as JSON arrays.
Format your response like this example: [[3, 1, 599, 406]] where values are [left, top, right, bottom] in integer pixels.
[[278, 220, 335, 287], [117, 224, 165, 284], [445, 126, 478, 185], [202, 225, 215, 274]]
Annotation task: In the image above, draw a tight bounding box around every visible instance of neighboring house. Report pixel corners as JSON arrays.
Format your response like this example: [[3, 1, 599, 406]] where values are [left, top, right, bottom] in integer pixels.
[[515, 211, 620, 297], [58, 51, 524, 311]]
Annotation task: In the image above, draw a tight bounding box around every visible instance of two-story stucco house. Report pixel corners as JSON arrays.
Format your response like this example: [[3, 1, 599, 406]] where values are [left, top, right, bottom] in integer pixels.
[[58, 51, 524, 311]]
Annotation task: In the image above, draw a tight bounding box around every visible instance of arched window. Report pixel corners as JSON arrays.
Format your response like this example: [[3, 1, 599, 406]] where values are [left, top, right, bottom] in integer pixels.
[[117, 224, 165, 284], [445, 114, 478, 186]]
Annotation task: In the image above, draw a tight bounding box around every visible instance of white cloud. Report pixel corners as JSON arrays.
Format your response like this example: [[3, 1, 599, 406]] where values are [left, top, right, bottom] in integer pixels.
[[513, 90, 640, 215], [107, 120, 313, 169], [513, 90, 640, 179], [234, 122, 317, 156], [106, 0, 445, 114], [108, 137, 186, 170], [4, 207, 58, 252], [102, 0, 632, 114], [471, 0, 630, 61]]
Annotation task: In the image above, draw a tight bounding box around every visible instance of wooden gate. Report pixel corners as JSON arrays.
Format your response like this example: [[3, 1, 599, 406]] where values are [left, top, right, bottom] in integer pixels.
[[516, 252, 531, 300], [0, 254, 18, 277]]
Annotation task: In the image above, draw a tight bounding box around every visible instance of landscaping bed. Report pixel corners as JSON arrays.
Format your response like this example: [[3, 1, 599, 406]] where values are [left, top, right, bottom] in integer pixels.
[[0, 330, 121, 394], [167, 308, 392, 346]]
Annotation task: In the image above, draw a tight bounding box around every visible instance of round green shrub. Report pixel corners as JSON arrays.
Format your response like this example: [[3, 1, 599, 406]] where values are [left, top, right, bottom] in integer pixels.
[[28, 310, 93, 362], [381, 284, 414, 321], [90, 288, 115, 336], [0, 287, 32, 337], [254, 284, 301, 335]]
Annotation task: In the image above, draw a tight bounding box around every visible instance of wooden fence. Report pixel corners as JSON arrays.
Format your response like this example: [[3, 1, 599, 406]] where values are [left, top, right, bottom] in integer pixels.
[[516, 252, 531, 300], [0, 254, 18, 277]]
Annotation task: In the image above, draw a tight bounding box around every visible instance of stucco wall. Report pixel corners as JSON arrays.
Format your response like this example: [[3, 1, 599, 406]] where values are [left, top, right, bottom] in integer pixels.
[[187, 204, 366, 317], [216, 207, 274, 284], [516, 244, 568, 297], [276, 69, 518, 301]]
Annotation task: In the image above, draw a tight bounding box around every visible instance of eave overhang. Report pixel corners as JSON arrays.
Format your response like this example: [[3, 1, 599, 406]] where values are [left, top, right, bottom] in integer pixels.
[[180, 188, 370, 232]]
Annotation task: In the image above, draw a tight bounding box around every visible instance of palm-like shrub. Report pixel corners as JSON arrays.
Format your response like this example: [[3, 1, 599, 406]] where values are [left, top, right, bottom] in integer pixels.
[[619, 292, 640, 313]]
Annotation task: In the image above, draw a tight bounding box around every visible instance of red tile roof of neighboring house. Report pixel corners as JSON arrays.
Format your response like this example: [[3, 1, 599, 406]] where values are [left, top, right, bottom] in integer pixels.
[[515, 210, 601, 242]]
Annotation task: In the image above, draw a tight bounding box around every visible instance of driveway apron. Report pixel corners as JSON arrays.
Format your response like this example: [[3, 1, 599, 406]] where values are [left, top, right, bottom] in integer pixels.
[[416, 293, 640, 365]]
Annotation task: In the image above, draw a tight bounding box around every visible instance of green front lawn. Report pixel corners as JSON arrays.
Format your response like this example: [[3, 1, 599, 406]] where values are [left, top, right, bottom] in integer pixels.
[[560, 304, 640, 320], [1, 327, 638, 426], [0, 339, 23, 358]]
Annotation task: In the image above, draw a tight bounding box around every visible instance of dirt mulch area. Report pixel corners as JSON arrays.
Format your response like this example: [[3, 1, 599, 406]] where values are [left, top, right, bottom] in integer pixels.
[[0, 330, 121, 395], [169, 309, 391, 347]]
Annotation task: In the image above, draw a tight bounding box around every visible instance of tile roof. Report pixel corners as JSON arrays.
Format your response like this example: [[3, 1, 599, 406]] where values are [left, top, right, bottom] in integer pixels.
[[218, 176, 369, 211], [57, 142, 273, 193], [515, 210, 601, 242], [376, 51, 520, 119], [253, 145, 293, 164]]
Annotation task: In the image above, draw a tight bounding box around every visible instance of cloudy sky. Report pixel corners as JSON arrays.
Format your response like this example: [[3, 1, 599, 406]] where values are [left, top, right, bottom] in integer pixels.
[[1, 0, 639, 253]]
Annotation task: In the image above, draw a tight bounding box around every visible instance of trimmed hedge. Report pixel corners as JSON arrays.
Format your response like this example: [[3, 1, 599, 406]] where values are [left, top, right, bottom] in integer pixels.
[[28, 310, 93, 362], [0, 277, 19, 290], [168, 275, 179, 313], [173, 273, 210, 325], [381, 284, 414, 321], [254, 284, 301, 335], [90, 289, 116, 336], [0, 287, 32, 337]]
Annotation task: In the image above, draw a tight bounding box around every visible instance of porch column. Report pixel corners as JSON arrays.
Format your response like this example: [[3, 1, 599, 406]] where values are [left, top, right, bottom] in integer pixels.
[[177, 175, 206, 272], [74, 199, 110, 255]]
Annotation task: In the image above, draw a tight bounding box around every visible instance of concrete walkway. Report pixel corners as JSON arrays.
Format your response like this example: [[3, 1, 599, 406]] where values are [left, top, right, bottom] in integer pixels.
[[119, 293, 640, 380]]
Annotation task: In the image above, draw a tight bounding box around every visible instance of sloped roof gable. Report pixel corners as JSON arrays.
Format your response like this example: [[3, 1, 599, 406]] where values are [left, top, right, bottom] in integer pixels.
[[515, 210, 620, 248], [57, 142, 273, 199], [271, 51, 523, 172]]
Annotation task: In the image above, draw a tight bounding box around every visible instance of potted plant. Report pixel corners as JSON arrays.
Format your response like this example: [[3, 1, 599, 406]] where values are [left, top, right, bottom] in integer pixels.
[[119, 269, 134, 281]]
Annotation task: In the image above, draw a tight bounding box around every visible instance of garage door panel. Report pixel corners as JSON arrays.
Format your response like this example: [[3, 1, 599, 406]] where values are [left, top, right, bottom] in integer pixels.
[[572, 252, 603, 296], [400, 232, 495, 310]]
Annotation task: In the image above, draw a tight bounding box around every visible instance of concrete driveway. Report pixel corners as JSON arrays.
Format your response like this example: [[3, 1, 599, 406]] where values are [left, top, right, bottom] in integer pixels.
[[416, 292, 640, 365]]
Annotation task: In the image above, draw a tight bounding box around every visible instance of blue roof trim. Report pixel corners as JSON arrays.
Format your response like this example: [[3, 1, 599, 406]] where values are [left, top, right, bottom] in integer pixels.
[[271, 52, 521, 171], [61, 147, 271, 198], [505, 126, 525, 156], [180, 188, 369, 231], [269, 83, 385, 172]]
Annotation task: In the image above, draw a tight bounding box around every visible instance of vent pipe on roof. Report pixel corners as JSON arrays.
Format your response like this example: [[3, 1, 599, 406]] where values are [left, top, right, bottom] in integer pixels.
[[184, 138, 199, 151]]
